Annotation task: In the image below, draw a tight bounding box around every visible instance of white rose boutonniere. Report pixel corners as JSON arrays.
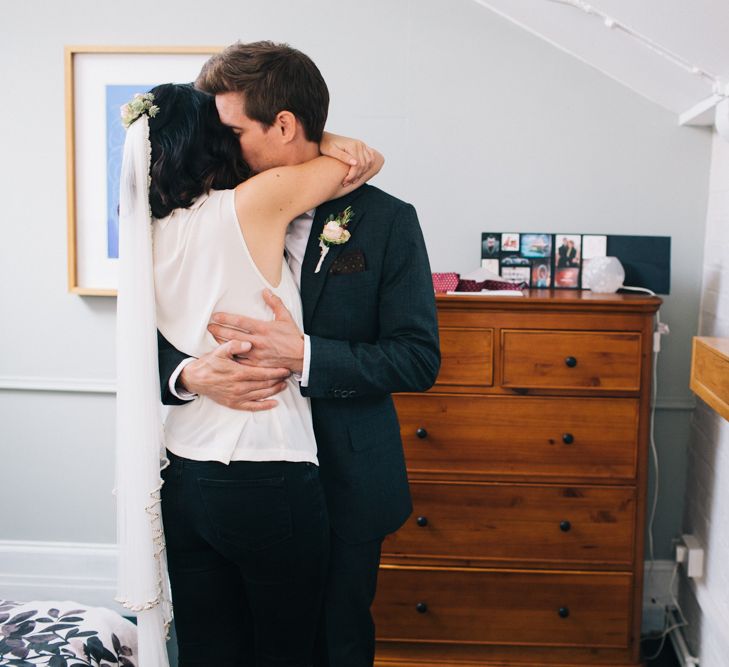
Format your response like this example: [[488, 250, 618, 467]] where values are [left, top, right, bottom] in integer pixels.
[[315, 206, 354, 273]]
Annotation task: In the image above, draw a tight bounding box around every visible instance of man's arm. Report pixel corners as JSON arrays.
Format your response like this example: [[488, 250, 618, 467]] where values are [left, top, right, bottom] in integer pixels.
[[157, 330, 290, 410], [207, 203, 440, 397], [158, 330, 191, 406], [304, 203, 440, 397]]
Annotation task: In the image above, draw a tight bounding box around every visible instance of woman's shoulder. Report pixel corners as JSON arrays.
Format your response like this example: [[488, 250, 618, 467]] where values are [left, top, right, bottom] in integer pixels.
[[201, 188, 236, 204], [156, 190, 236, 232], [183, 189, 236, 218]]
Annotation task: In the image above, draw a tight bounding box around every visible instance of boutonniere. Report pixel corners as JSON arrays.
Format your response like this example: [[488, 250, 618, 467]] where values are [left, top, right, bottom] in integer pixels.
[[315, 206, 354, 273]]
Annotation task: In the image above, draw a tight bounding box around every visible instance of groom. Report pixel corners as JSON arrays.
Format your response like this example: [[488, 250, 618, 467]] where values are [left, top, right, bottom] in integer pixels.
[[158, 41, 440, 667]]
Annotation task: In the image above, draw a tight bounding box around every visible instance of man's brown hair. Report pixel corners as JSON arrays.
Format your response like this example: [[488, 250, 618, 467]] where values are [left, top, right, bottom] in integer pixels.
[[196, 41, 329, 143]]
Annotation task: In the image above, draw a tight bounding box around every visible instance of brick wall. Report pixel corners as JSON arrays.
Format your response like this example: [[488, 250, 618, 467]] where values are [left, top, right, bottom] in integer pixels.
[[681, 130, 729, 666]]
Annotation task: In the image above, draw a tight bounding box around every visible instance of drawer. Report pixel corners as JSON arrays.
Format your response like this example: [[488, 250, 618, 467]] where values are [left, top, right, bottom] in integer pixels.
[[384, 482, 636, 567], [501, 330, 642, 391], [436, 327, 493, 387], [374, 566, 632, 648], [395, 395, 639, 480]]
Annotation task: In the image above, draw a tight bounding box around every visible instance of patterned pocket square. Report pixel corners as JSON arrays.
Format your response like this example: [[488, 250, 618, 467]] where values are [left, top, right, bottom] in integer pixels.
[[330, 249, 366, 275]]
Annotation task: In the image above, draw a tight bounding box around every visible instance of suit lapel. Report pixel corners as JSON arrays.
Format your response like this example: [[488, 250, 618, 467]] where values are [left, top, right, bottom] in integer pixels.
[[301, 189, 366, 330]]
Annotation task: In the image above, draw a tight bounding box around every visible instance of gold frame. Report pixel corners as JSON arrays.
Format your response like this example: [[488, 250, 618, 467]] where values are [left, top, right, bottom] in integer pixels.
[[65, 46, 221, 296]]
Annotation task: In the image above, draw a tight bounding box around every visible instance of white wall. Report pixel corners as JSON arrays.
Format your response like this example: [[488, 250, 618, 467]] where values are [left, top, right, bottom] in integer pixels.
[[0, 0, 712, 568], [680, 131, 729, 666]]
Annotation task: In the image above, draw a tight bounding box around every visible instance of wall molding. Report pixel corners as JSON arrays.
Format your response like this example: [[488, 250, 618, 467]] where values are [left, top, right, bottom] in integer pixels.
[[655, 396, 697, 411], [0, 376, 699, 409], [0, 541, 675, 632], [0, 540, 127, 614], [0, 376, 116, 394]]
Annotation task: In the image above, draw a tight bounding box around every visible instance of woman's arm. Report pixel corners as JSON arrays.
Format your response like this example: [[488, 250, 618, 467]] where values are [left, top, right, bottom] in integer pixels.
[[234, 143, 383, 234], [233, 137, 383, 285]]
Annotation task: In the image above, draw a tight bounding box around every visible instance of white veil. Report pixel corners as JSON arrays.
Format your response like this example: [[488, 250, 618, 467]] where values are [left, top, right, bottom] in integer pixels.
[[115, 115, 172, 666]]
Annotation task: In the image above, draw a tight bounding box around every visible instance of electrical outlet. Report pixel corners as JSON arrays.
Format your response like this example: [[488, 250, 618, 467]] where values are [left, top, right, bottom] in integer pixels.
[[680, 534, 704, 578]]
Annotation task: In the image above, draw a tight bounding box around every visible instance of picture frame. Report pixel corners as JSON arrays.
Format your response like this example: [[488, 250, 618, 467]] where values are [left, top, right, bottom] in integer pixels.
[[65, 46, 220, 295], [553, 233, 582, 289]]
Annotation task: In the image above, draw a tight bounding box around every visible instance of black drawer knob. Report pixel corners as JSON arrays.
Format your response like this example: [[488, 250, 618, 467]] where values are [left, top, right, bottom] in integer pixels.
[[416, 427, 428, 439], [560, 520, 572, 532], [562, 432, 574, 444], [558, 607, 570, 618], [416, 602, 428, 614], [564, 356, 578, 368], [416, 516, 429, 527]]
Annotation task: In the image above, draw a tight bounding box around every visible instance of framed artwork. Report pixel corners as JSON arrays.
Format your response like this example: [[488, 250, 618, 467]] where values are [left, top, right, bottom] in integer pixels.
[[554, 233, 582, 288], [482, 232, 576, 289], [65, 46, 220, 295], [519, 233, 552, 259], [481, 233, 501, 261], [480, 230, 669, 292], [531, 259, 551, 288], [501, 232, 519, 252]]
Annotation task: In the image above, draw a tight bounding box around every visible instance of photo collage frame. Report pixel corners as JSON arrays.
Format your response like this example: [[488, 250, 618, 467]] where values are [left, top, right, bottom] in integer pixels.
[[481, 232, 608, 289]]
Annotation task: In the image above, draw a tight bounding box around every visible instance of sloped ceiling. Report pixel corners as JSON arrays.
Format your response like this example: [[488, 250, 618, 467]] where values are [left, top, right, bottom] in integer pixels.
[[474, 0, 729, 124]]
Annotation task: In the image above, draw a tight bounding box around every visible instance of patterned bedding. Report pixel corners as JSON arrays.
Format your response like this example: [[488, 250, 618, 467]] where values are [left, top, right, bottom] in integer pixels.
[[0, 600, 137, 666]]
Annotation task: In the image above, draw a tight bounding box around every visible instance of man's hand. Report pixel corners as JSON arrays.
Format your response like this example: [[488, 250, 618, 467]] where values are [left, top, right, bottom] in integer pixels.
[[208, 290, 305, 374], [179, 339, 290, 412]]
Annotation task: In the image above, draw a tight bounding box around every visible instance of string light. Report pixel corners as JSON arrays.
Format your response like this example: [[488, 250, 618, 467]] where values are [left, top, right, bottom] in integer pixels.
[[473, 0, 729, 131], [546, 0, 721, 89]]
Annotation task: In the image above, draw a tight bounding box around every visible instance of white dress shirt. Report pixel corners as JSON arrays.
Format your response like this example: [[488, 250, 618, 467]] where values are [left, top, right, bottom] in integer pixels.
[[169, 209, 316, 399]]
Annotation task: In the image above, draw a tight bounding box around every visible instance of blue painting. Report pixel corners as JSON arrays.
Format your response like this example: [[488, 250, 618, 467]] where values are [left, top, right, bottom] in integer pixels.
[[520, 233, 553, 259], [106, 84, 153, 258]]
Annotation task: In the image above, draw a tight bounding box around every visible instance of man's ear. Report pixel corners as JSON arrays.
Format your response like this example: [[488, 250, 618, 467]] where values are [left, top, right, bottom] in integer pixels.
[[275, 110, 298, 144]]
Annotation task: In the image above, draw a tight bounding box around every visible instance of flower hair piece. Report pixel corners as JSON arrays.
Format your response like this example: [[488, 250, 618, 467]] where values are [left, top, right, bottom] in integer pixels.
[[121, 92, 160, 129]]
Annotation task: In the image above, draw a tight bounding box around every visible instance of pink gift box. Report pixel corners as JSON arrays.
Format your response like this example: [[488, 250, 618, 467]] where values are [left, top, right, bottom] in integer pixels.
[[482, 279, 525, 291], [432, 272, 460, 293], [457, 278, 526, 292], [456, 279, 485, 292]]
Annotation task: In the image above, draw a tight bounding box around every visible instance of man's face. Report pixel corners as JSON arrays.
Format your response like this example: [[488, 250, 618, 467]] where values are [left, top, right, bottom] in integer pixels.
[[215, 91, 282, 173]]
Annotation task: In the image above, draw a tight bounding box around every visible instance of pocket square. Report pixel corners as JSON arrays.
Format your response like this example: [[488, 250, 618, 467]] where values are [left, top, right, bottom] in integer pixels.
[[330, 249, 366, 275]]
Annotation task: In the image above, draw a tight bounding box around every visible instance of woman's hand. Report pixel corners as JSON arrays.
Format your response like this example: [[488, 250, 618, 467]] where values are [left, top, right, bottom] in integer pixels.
[[320, 131, 376, 187]]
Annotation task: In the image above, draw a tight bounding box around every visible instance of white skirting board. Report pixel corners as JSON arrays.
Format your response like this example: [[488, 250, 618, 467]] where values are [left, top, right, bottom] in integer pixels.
[[1, 542, 674, 631], [0, 540, 128, 616]]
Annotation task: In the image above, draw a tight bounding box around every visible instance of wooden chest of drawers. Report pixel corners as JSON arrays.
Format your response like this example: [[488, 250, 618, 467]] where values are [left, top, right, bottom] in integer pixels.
[[374, 290, 661, 667]]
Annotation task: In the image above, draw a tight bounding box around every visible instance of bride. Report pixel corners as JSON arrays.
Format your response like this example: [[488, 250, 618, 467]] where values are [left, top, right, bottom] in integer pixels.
[[115, 83, 382, 666]]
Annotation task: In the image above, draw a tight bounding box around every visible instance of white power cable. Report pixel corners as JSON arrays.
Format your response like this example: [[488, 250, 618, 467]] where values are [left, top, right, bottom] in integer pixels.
[[620, 285, 661, 564], [622, 284, 692, 660]]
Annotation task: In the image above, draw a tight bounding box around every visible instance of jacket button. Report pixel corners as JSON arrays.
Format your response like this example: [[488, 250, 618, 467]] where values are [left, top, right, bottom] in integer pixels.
[[341, 390, 349, 398], [334, 390, 341, 398], [350, 390, 357, 397]]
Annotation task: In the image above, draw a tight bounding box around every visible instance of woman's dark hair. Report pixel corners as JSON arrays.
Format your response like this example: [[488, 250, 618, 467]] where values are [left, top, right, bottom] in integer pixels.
[[146, 83, 249, 219]]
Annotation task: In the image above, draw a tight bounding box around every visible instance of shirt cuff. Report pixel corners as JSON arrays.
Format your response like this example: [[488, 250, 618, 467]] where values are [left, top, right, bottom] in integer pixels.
[[169, 358, 198, 401], [296, 334, 311, 387]]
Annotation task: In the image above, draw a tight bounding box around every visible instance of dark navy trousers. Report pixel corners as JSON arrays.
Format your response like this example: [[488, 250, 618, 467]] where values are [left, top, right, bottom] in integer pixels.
[[161, 451, 330, 667]]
